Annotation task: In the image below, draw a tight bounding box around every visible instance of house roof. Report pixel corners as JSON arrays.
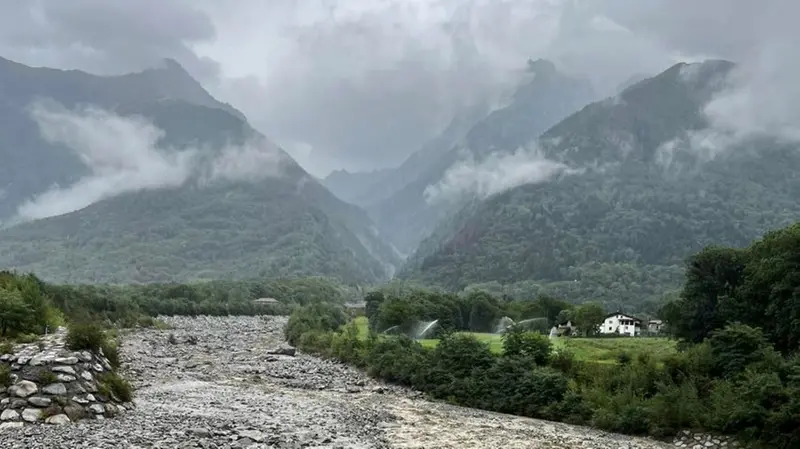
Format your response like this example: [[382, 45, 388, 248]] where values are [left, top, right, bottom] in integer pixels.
[[604, 311, 643, 322]]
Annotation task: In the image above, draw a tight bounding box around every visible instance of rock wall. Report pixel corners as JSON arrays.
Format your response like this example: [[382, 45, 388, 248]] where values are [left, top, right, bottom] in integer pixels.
[[0, 327, 134, 430], [672, 431, 743, 448]]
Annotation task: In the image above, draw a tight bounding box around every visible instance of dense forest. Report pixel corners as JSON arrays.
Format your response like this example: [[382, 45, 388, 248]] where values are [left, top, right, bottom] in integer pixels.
[[0, 271, 355, 334], [287, 222, 800, 448]]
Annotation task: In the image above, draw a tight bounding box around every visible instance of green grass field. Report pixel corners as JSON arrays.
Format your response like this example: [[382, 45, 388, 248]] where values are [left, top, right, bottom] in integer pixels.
[[351, 317, 676, 364]]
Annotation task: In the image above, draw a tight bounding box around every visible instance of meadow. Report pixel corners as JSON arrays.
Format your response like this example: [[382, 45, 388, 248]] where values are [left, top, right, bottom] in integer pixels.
[[352, 317, 677, 364]]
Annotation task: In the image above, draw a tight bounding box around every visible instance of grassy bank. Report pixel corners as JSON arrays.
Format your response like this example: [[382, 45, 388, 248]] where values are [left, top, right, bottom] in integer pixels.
[[353, 316, 676, 364]]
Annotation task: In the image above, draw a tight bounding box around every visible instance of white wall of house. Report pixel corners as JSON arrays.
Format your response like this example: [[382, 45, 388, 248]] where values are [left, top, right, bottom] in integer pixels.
[[600, 313, 641, 336]]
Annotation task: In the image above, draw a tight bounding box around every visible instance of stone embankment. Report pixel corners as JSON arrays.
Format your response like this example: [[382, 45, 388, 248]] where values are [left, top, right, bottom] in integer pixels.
[[0, 317, 745, 448], [672, 431, 740, 449], [0, 327, 133, 431]]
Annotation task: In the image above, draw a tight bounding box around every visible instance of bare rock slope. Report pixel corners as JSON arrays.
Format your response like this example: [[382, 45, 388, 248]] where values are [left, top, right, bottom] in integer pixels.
[[0, 316, 673, 448]]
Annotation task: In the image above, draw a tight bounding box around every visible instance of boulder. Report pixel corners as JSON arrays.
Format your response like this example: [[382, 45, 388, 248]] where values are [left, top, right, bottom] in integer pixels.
[[8, 380, 38, 398], [267, 346, 297, 357], [44, 414, 71, 425], [21, 408, 41, 423]]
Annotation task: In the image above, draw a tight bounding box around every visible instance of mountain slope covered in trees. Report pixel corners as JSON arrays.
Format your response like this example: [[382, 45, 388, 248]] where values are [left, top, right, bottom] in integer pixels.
[[0, 57, 401, 284], [366, 59, 597, 254], [399, 60, 800, 309]]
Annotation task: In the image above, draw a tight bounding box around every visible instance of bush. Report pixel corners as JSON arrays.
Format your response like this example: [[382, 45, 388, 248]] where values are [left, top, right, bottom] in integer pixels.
[[101, 339, 121, 370], [65, 322, 107, 352], [709, 323, 774, 378], [97, 372, 134, 402], [0, 342, 13, 355], [38, 371, 58, 384], [502, 327, 552, 365], [285, 303, 347, 347], [549, 348, 577, 375], [366, 337, 431, 387], [0, 365, 11, 387]]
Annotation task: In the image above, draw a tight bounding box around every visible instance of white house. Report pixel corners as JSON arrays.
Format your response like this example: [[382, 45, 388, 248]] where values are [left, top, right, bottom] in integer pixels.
[[648, 320, 664, 334], [600, 312, 643, 336]]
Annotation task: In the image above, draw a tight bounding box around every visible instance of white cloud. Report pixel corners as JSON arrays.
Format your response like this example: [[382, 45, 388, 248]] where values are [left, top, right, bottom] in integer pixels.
[[15, 101, 286, 221], [424, 145, 581, 204], [702, 43, 800, 146]]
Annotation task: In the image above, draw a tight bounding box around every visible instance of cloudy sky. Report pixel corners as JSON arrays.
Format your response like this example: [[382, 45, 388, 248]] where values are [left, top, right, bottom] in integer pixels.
[[0, 0, 792, 176]]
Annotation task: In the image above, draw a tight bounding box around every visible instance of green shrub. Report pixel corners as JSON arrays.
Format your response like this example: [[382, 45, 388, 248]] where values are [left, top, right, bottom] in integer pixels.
[[97, 372, 134, 402], [0, 365, 11, 387], [709, 323, 774, 378], [549, 349, 577, 374], [0, 342, 13, 354], [101, 339, 121, 370], [65, 322, 107, 352], [285, 303, 347, 346], [38, 370, 58, 384], [501, 327, 552, 365], [329, 323, 369, 367], [366, 337, 431, 387], [15, 334, 39, 344]]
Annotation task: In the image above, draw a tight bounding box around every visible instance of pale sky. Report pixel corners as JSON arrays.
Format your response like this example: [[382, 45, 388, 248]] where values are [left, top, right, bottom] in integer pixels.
[[0, 0, 794, 176]]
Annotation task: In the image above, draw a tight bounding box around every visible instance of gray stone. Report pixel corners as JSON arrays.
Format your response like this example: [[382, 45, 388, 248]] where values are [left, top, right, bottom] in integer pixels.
[[29, 355, 52, 367], [72, 396, 89, 405], [44, 414, 71, 425], [51, 365, 76, 375], [8, 398, 27, 409], [42, 383, 67, 395], [8, 380, 37, 398], [268, 346, 297, 357], [189, 427, 212, 437], [56, 374, 77, 382], [0, 410, 19, 422], [27, 396, 51, 407], [63, 404, 87, 422], [238, 430, 266, 443], [54, 356, 79, 365], [0, 421, 23, 432], [89, 403, 105, 414], [76, 352, 93, 362], [21, 408, 41, 422], [80, 370, 94, 381]]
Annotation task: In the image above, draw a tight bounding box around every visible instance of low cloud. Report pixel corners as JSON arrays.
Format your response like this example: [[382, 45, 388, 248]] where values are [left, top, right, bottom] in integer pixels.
[[16, 101, 285, 221], [424, 145, 582, 204], [702, 46, 800, 146]]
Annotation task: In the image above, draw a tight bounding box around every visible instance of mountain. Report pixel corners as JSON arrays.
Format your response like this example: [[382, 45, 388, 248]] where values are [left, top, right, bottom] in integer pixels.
[[367, 59, 597, 255], [0, 57, 401, 284], [322, 98, 493, 209], [398, 60, 800, 310]]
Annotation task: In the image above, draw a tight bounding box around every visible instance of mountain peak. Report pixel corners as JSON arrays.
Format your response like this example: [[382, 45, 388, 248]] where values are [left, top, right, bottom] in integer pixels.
[[526, 58, 557, 76]]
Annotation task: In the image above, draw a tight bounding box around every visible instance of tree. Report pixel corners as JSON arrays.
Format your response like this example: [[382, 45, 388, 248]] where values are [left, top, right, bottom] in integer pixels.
[[673, 246, 746, 344], [363, 290, 385, 330], [0, 288, 32, 336], [572, 302, 605, 337]]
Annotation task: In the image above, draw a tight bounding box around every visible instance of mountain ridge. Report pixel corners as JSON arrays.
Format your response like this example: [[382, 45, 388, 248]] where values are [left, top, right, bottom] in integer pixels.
[[396, 59, 800, 310], [366, 59, 597, 254], [0, 56, 401, 284]]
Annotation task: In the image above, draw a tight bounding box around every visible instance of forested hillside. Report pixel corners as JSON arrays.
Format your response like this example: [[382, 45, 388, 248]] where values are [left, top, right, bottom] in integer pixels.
[[0, 57, 400, 284], [399, 60, 800, 310], [367, 59, 597, 254]]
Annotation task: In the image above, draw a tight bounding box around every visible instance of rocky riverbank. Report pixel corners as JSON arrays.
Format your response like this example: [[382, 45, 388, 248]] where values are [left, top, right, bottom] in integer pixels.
[[0, 316, 680, 448], [0, 327, 133, 430]]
